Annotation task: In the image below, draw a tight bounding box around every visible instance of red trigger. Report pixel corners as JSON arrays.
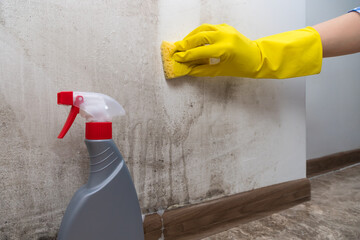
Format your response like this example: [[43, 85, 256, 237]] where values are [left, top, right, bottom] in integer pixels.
[[57, 94, 84, 139]]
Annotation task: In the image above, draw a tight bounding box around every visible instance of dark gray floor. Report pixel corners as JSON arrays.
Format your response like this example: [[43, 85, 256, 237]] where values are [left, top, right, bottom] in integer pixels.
[[203, 164, 360, 240]]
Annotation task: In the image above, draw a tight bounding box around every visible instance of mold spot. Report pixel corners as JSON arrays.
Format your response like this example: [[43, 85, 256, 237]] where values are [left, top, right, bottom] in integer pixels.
[[206, 188, 225, 198], [0, 3, 5, 26], [37, 236, 57, 240]]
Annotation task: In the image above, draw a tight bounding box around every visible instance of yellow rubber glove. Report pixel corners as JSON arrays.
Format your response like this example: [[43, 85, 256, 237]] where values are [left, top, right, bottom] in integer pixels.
[[173, 24, 323, 79]]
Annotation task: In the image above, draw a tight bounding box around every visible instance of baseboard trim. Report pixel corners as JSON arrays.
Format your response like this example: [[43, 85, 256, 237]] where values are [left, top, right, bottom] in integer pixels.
[[143, 178, 310, 240], [307, 148, 360, 178]]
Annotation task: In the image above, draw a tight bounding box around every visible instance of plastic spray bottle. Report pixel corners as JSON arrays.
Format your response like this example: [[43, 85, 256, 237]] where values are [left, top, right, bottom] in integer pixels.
[[56, 91, 144, 240]]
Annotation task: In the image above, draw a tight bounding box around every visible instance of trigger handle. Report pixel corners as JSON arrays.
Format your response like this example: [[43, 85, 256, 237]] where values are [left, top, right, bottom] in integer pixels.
[[57, 94, 84, 139], [57, 106, 80, 139]]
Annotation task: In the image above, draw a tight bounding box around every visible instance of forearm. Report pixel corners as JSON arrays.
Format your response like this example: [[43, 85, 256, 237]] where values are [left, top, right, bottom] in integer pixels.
[[313, 12, 360, 58]]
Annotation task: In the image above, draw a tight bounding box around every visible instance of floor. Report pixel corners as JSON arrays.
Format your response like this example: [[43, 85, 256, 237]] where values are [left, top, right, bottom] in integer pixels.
[[202, 164, 360, 240]]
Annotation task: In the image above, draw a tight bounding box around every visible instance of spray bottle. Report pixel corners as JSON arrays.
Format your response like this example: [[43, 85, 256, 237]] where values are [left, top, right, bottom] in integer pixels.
[[56, 91, 144, 240]]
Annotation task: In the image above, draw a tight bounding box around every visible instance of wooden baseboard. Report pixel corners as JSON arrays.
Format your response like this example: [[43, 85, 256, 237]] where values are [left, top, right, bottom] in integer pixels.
[[307, 148, 360, 178], [143, 178, 310, 240]]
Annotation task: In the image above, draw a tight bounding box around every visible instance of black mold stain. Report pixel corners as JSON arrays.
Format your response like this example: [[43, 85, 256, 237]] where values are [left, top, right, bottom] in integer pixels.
[[0, 92, 37, 225], [181, 143, 190, 203], [128, 122, 143, 181], [0, 3, 5, 26], [168, 140, 174, 205], [206, 188, 225, 198], [38, 235, 57, 240]]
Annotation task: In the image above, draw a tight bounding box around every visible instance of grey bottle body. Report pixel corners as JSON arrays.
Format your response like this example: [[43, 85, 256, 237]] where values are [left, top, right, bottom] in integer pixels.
[[57, 139, 144, 240]]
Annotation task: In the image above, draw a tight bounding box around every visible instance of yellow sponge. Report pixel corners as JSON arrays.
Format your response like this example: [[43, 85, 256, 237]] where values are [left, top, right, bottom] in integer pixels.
[[160, 41, 191, 79]]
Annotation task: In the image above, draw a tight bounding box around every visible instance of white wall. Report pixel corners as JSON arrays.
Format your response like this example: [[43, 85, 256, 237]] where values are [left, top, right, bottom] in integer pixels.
[[0, 1, 306, 238], [306, 0, 360, 159]]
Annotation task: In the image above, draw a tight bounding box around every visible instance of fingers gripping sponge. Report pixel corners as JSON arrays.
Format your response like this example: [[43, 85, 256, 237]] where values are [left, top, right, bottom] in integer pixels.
[[160, 41, 192, 79]]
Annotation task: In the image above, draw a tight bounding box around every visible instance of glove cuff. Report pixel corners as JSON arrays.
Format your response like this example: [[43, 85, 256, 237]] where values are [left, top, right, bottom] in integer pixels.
[[254, 27, 323, 79]]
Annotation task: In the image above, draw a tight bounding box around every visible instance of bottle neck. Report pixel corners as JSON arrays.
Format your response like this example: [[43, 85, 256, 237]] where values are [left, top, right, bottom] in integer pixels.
[[85, 139, 124, 188], [86, 122, 112, 140]]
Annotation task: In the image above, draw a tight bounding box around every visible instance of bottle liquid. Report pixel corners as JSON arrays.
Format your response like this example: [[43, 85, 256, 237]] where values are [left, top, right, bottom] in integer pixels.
[[56, 91, 144, 240]]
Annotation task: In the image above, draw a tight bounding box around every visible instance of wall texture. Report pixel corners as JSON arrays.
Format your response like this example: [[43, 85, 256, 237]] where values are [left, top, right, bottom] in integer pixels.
[[0, 0, 306, 239], [306, 0, 360, 159]]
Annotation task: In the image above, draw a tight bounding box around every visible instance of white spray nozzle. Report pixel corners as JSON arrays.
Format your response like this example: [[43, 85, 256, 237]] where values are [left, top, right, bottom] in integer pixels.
[[74, 92, 125, 122]]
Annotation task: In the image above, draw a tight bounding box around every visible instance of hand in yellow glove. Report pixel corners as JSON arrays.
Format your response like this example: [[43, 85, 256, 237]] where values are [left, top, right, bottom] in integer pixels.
[[170, 23, 322, 79]]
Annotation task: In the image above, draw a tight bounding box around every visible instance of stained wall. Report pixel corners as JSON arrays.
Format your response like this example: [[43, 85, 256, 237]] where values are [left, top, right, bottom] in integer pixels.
[[0, 0, 306, 239]]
